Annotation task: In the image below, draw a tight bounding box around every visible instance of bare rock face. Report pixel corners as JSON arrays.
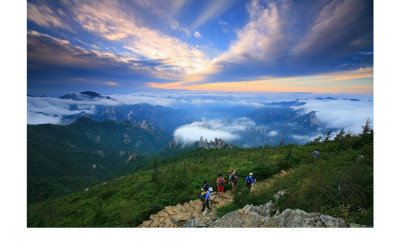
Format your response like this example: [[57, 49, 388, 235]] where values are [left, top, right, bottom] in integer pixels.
[[184, 194, 348, 228], [263, 208, 347, 228]]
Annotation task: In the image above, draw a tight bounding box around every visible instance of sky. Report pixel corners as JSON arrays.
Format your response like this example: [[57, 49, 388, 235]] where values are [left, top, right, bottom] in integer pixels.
[[27, 0, 373, 96]]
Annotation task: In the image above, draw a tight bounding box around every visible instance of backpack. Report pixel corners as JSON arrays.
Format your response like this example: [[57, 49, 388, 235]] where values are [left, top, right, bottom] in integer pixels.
[[245, 176, 253, 186], [200, 192, 206, 201], [218, 177, 224, 186], [231, 174, 238, 183]]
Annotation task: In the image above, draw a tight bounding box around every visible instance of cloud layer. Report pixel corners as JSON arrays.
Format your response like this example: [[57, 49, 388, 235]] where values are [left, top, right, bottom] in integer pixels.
[[173, 118, 255, 144]]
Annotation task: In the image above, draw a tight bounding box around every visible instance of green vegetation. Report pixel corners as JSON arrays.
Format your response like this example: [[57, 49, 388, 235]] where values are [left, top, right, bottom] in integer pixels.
[[27, 117, 171, 203], [217, 124, 373, 226], [27, 122, 373, 227]]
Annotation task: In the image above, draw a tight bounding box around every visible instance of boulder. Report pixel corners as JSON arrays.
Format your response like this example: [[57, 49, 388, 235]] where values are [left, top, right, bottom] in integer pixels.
[[156, 210, 169, 218], [262, 208, 347, 228], [165, 206, 176, 215], [142, 220, 153, 227]]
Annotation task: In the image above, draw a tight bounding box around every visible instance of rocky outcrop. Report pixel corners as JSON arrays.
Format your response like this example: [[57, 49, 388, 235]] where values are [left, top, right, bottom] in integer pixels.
[[198, 137, 227, 149], [184, 200, 348, 228], [126, 153, 137, 163]]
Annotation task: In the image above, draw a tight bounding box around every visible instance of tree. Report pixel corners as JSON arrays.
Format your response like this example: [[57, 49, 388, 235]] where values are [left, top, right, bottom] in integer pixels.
[[334, 128, 345, 141], [278, 138, 284, 147], [151, 155, 160, 187], [323, 130, 332, 143], [362, 118, 372, 135]]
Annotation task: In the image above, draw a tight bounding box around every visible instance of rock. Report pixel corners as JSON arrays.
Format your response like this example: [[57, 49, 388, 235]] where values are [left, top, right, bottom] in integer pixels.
[[151, 220, 160, 227], [192, 210, 200, 217], [184, 216, 217, 228], [139, 189, 347, 228], [142, 220, 152, 227], [195, 202, 349, 228], [163, 218, 174, 228], [274, 189, 286, 199], [349, 223, 368, 228], [172, 213, 192, 226], [189, 200, 196, 208], [264, 209, 347, 228], [210, 210, 266, 228], [181, 202, 190, 212], [165, 206, 176, 215], [243, 201, 274, 217], [156, 210, 168, 218]]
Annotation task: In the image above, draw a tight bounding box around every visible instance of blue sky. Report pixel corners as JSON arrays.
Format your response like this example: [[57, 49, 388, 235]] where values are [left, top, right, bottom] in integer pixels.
[[27, 0, 373, 96]]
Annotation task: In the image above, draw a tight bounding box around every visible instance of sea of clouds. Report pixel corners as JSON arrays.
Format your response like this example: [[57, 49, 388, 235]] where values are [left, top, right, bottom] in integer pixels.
[[27, 91, 373, 145]]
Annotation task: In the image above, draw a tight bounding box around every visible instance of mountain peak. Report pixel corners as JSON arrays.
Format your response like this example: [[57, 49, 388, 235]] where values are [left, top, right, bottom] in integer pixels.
[[59, 91, 116, 101]]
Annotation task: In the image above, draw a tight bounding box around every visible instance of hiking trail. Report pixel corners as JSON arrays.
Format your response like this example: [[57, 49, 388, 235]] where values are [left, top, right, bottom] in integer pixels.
[[138, 190, 234, 228]]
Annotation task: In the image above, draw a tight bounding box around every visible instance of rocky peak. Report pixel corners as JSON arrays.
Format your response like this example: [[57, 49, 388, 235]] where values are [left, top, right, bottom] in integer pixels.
[[198, 136, 227, 149]]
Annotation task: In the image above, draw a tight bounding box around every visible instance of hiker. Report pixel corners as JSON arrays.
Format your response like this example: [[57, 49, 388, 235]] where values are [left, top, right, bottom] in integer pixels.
[[245, 173, 256, 190], [216, 173, 225, 197], [201, 187, 210, 212], [202, 180, 210, 191], [229, 170, 238, 191], [312, 149, 320, 158]]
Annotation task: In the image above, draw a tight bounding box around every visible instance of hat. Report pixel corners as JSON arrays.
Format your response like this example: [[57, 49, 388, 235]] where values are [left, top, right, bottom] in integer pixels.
[[229, 170, 232, 173], [249, 173, 253, 176]]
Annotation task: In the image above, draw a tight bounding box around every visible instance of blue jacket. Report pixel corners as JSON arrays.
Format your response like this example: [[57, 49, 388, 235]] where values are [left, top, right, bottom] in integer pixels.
[[205, 191, 210, 200], [245, 176, 255, 183]]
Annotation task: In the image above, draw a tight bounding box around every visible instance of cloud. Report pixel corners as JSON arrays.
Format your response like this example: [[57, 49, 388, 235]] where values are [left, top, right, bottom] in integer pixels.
[[27, 95, 120, 124], [293, 0, 373, 58], [27, 112, 63, 125], [291, 133, 324, 144], [27, 2, 70, 31], [268, 130, 278, 137], [149, 67, 373, 94], [109, 93, 177, 107], [212, 0, 373, 78], [105, 81, 119, 86], [173, 117, 255, 143], [194, 31, 202, 38], [293, 97, 373, 134], [213, 0, 286, 65], [62, 0, 211, 76], [28, 30, 140, 69], [190, 0, 236, 29]]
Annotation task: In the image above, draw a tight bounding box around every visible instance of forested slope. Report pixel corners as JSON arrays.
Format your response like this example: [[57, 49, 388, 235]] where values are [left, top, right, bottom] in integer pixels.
[[28, 124, 373, 227]]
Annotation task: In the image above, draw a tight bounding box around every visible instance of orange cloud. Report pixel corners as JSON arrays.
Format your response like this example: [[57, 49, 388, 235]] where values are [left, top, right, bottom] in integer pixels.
[[148, 68, 373, 94], [105, 81, 119, 86]]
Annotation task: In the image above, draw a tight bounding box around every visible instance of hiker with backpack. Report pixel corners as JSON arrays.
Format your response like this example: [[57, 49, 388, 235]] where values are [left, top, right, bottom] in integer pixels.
[[216, 173, 225, 197], [202, 180, 209, 192], [245, 173, 256, 190], [312, 149, 320, 158], [201, 187, 210, 212], [229, 170, 238, 191]]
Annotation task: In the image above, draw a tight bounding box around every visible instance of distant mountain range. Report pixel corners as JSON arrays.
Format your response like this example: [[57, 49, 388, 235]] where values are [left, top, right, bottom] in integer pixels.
[[28, 91, 335, 147], [56, 91, 196, 134], [59, 91, 116, 101]]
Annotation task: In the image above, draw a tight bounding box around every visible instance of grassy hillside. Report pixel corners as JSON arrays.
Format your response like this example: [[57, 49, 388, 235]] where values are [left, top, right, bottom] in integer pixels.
[[27, 124, 373, 227], [27, 117, 171, 203]]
